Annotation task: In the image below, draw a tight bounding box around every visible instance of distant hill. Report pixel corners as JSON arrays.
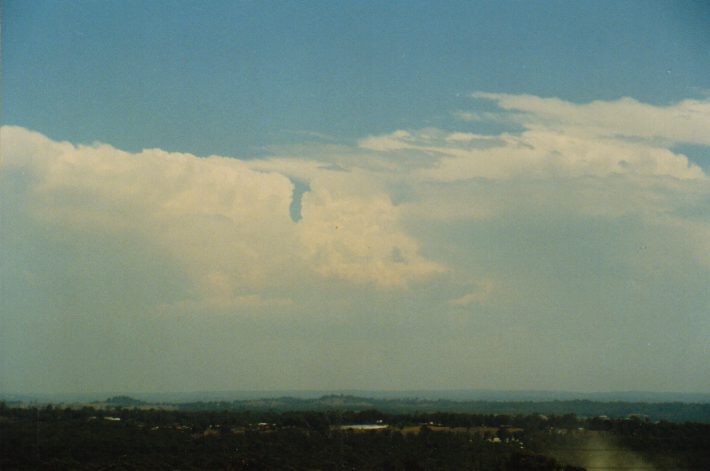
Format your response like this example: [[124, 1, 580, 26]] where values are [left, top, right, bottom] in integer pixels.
[[171, 395, 710, 423], [3, 391, 710, 422], [104, 395, 146, 406], [114, 389, 710, 404], [3, 389, 709, 405]]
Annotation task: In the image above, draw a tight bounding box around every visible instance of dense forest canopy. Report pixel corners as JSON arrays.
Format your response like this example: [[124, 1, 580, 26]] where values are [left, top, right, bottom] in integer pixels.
[[2, 401, 709, 470]]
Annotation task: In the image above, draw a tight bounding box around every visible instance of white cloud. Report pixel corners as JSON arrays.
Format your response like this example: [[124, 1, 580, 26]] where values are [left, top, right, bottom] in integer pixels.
[[359, 130, 416, 151], [445, 132, 497, 143], [297, 181, 446, 288], [3, 93, 710, 393], [348, 96, 708, 257], [1, 126, 445, 309], [471, 92, 710, 146], [2, 92, 709, 314], [363, 128, 705, 182], [449, 280, 496, 307]]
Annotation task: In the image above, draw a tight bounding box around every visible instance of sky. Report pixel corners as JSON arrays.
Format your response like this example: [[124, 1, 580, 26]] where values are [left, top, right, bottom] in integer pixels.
[[1, 0, 710, 395]]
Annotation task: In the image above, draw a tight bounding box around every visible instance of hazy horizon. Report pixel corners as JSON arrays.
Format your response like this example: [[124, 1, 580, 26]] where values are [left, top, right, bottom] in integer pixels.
[[2, 1, 709, 396], [5, 388, 710, 405]]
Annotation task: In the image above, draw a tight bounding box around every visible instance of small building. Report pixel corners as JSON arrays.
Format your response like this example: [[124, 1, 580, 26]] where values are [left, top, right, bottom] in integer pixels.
[[338, 424, 388, 431]]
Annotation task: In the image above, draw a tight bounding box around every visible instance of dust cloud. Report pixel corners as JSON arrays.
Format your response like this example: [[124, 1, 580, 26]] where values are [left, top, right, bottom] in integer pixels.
[[548, 432, 666, 471]]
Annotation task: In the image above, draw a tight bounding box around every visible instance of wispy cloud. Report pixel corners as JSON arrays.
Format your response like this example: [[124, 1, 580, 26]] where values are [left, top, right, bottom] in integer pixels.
[[471, 92, 710, 145]]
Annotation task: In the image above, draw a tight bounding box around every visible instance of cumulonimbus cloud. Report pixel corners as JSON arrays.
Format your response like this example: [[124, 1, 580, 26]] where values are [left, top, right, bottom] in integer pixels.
[[2, 93, 709, 314], [1, 126, 446, 313]]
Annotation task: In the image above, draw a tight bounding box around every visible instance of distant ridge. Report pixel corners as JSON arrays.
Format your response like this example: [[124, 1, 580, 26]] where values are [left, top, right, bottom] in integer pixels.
[[3, 389, 709, 404]]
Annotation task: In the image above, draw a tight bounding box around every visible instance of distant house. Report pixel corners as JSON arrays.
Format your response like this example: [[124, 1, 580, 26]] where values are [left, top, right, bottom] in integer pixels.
[[338, 424, 388, 431]]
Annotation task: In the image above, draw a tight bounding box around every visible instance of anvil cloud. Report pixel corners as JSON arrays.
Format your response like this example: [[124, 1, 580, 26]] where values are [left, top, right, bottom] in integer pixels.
[[2, 93, 709, 393]]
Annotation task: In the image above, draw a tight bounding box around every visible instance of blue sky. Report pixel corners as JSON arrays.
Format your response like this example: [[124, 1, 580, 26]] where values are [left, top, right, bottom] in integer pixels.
[[4, 0, 709, 155], [2, 1, 710, 395]]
